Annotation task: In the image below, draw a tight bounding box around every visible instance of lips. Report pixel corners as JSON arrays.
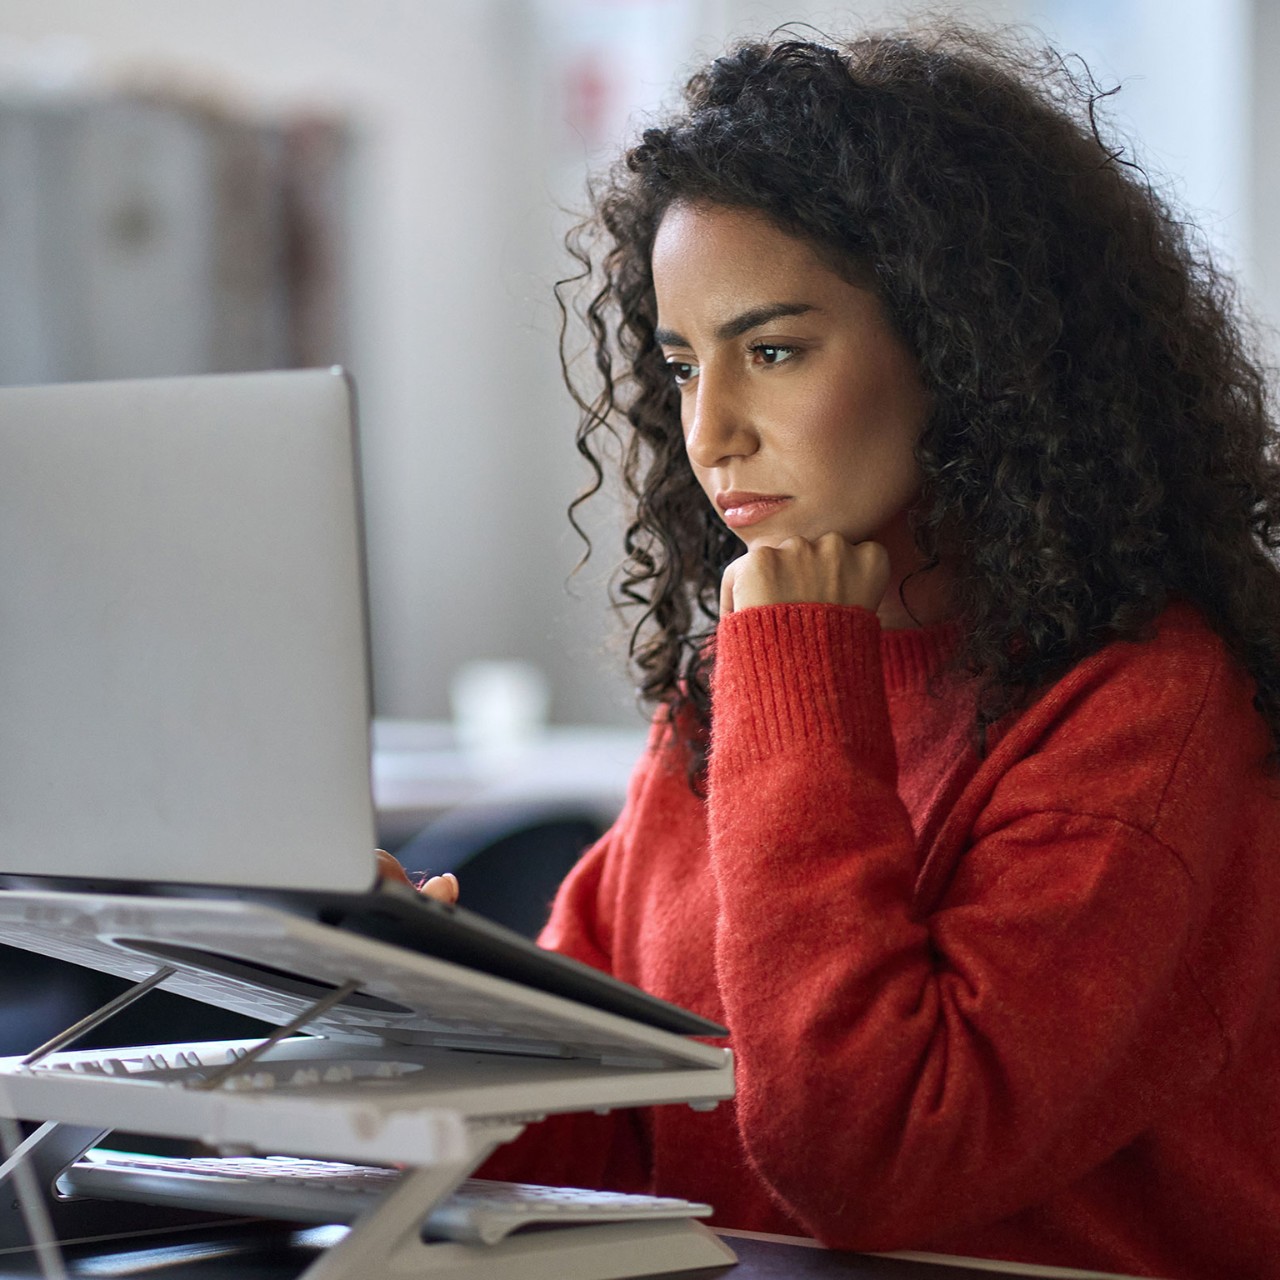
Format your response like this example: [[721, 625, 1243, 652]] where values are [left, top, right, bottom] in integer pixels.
[[716, 491, 792, 529]]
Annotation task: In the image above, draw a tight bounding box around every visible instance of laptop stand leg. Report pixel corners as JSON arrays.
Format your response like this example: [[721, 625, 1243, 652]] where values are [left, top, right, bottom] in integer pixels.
[[295, 1122, 737, 1280], [191, 979, 360, 1091], [0, 1118, 65, 1280], [353, 1218, 736, 1280], [0, 1120, 108, 1256], [300, 1160, 479, 1280], [297, 1124, 513, 1280], [0, 1120, 108, 1190], [21, 966, 177, 1066]]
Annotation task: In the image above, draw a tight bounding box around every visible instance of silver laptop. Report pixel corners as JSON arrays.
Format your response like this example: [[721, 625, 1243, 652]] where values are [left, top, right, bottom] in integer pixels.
[[0, 368, 375, 894], [0, 369, 722, 1037]]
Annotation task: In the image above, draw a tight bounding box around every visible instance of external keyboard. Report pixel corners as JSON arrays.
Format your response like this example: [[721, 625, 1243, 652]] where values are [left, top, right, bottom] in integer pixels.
[[59, 1151, 712, 1247]]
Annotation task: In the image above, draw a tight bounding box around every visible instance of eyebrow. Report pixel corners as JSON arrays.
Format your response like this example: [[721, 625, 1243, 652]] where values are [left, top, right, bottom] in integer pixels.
[[653, 301, 817, 349]]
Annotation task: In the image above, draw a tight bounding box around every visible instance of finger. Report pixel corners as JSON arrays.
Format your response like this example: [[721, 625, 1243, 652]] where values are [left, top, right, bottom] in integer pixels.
[[722, 535, 892, 610], [417, 872, 459, 904], [720, 557, 740, 617], [724, 544, 782, 611], [849, 539, 891, 607], [374, 848, 413, 887]]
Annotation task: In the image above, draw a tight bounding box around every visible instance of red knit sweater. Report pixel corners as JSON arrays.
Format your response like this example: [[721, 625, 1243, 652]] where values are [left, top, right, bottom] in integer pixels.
[[481, 601, 1280, 1279]]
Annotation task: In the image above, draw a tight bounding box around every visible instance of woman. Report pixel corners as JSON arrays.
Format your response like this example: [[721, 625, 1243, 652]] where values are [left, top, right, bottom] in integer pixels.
[[409, 25, 1280, 1278]]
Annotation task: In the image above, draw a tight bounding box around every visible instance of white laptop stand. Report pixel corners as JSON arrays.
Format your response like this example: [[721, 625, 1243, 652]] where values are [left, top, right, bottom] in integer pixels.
[[0, 890, 737, 1279]]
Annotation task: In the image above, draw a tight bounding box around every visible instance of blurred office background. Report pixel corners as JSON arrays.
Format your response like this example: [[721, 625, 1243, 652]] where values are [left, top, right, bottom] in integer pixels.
[[0, 0, 1274, 733]]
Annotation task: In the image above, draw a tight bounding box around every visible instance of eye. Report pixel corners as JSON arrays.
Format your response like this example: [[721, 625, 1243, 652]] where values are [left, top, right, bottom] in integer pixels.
[[750, 343, 798, 367], [665, 359, 699, 387]]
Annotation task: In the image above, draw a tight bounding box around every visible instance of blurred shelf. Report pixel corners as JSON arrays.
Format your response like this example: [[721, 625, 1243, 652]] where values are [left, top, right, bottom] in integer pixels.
[[371, 718, 647, 848]]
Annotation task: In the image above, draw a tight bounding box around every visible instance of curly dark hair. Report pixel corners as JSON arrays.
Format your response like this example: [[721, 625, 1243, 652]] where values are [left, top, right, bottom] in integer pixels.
[[560, 24, 1280, 780]]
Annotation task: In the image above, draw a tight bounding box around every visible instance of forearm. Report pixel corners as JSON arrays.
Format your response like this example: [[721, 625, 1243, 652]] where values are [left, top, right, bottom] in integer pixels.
[[707, 605, 1218, 1248]]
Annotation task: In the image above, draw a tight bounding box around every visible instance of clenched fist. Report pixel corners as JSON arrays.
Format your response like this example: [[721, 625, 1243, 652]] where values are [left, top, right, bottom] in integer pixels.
[[720, 533, 890, 615]]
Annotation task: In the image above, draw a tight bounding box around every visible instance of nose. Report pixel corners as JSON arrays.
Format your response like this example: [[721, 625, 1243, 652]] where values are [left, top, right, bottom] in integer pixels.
[[683, 369, 757, 469]]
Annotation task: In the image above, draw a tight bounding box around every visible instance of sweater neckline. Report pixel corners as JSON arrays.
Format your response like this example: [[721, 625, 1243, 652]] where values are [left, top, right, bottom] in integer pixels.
[[879, 618, 962, 693]]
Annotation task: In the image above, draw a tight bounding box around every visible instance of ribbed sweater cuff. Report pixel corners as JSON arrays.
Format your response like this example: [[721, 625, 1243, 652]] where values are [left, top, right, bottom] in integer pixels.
[[709, 603, 895, 777]]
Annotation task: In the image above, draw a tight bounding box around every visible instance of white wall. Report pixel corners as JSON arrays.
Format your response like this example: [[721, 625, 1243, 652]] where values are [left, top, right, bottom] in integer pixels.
[[1029, 0, 1254, 300], [1250, 0, 1280, 356], [0, 0, 601, 722], [0, 0, 1272, 729]]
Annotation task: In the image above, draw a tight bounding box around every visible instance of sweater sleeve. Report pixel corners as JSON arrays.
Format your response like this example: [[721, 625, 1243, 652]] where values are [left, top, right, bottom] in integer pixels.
[[707, 603, 1233, 1250]]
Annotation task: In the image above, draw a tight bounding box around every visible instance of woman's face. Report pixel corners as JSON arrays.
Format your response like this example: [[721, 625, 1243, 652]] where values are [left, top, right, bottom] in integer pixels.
[[651, 202, 931, 577]]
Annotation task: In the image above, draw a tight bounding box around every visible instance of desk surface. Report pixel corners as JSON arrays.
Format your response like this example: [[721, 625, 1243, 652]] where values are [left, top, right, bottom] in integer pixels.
[[0, 1222, 1143, 1280]]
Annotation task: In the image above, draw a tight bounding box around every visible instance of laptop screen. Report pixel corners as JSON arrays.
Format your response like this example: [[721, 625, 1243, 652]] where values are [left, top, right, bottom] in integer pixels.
[[0, 369, 379, 895]]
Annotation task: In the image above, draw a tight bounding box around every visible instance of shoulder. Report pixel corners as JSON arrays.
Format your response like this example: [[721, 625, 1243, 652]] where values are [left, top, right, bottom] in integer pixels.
[[1039, 600, 1252, 732], [982, 600, 1271, 834]]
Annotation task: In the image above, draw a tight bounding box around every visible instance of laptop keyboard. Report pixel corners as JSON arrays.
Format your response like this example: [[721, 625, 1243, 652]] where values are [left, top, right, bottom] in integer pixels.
[[59, 1151, 711, 1247]]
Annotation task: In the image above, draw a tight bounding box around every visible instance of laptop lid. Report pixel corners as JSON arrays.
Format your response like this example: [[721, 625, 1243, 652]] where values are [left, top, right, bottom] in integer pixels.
[[0, 368, 379, 895]]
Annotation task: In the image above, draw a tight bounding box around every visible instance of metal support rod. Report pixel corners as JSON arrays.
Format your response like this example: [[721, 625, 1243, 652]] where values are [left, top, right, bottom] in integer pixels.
[[20, 965, 177, 1067], [192, 978, 361, 1091]]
